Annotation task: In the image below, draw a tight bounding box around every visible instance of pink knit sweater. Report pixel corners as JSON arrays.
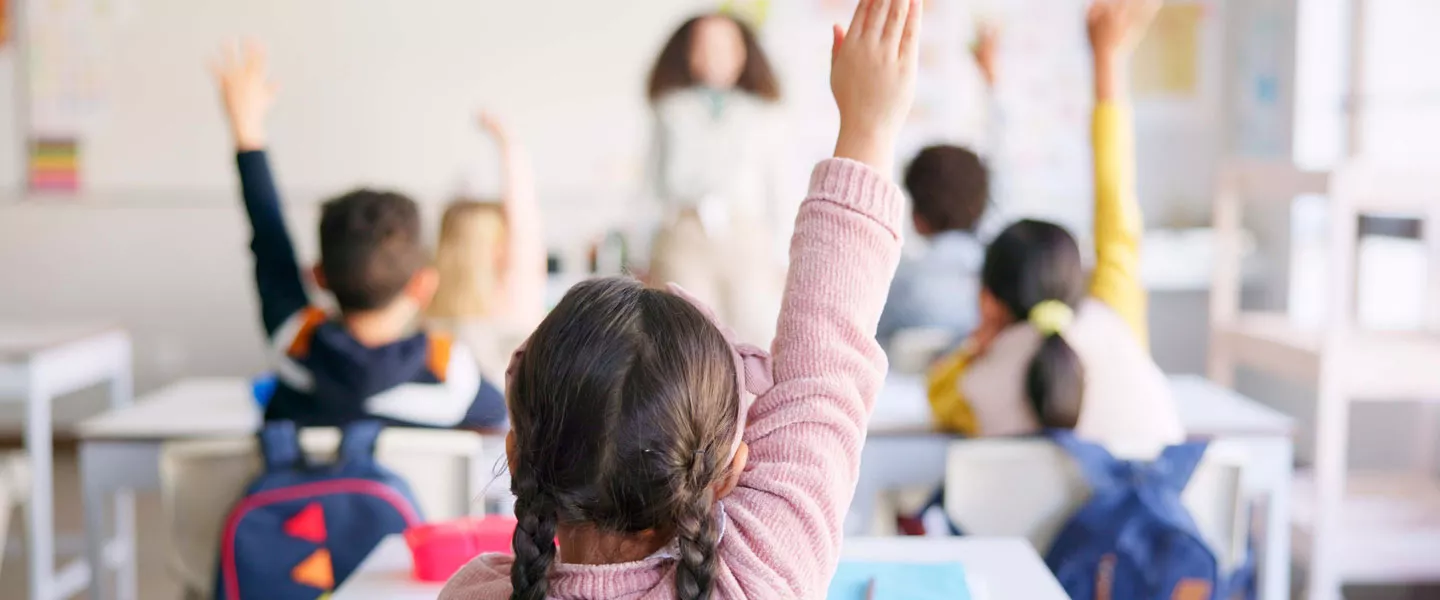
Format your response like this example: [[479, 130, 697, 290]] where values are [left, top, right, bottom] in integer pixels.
[[439, 158, 904, 599]]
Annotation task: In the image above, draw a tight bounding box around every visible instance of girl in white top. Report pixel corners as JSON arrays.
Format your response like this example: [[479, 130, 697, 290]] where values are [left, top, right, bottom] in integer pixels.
[[928, 0, 1183, 459], [643, 13, 793, 345], [428, 113, 547, 385]]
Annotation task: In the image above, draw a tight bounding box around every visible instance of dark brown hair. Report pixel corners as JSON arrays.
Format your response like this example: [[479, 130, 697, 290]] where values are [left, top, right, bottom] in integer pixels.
[[982, 220, 1086, 428], [507, 278, 740, 600], [904, 145, 991, 234], [647, 14, 781, 103], [317, 189, 427, 312]]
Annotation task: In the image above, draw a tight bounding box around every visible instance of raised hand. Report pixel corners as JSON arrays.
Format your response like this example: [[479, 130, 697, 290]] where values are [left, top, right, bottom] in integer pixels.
[[478, 111, 510, 145], [972, 24, 1000, 88], [211, 40, 277, 151], [830, 0, 923, 176], [1086, 0, 1158, 101], [1086, 0, 1159, 60]]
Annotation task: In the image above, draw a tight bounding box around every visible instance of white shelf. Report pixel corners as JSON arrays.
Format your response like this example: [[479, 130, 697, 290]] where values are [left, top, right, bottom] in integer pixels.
[[1212, 312, 1440, 400], [1292, 472, 1440, 583]]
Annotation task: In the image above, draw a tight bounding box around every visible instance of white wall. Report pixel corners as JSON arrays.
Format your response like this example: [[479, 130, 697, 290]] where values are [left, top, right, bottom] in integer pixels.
[[76, 0, 707, 203]]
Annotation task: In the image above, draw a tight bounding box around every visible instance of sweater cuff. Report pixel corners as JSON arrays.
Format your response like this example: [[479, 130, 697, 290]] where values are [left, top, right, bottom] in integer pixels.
[[237, 149, 270, 168], [806, 158, 905, 238]]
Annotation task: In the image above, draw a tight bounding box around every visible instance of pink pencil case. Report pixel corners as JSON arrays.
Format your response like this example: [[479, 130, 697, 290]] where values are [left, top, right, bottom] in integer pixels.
[[404, 516, 518, 582]]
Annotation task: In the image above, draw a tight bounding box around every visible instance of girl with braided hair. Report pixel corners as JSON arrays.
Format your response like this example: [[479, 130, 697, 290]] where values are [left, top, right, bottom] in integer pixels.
[[440, 1, 921, 598]]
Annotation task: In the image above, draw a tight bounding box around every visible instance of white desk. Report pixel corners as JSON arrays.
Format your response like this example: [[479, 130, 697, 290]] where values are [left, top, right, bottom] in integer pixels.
[[0, 324, 131, 600], [855, 374, 1293, 600], [75, 378, 255, 600], [332, 535, 1068, 600]]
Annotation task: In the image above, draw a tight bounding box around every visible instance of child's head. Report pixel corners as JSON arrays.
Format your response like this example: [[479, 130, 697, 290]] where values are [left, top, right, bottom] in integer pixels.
[[980, 220, 1086, 428], [315, 189, 436, 317], [428, 200, 507, 320], [505, 278, 745, 600], [648, 13, 780, 103], [904, 145, 990, 236]]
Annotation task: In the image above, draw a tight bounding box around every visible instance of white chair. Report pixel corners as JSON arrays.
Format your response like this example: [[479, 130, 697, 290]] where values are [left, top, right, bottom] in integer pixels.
[[887, 327, 960, 375], [943, 438, 1250, 570], [159, 428, 500, 600], [0, 451, 30, 576]]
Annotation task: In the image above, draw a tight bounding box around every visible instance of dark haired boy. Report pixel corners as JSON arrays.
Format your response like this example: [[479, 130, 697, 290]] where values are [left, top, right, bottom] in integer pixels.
[[214, 42, 505, 429]]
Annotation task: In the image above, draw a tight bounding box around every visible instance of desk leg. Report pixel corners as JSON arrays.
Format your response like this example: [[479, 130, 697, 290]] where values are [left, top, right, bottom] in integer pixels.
[[81, 442, 113, 600], [106, 363, 136, 600], [25, 384, 55, 600], [1258, 438, 1293, 600], [114, 489, 137, 600]]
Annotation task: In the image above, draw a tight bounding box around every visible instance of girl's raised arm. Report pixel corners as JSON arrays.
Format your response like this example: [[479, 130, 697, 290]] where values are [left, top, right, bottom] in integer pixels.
[[720, 2, 922, 597]]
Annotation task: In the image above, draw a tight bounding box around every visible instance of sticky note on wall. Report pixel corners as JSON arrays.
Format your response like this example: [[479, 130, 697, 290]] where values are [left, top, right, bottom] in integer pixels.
[[29, 138, 79, 192]]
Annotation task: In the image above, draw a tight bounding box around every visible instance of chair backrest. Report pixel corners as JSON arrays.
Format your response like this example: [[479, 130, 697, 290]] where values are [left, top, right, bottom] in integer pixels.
[[943, 438, 1248, 569], [160, 428, 494, 597]]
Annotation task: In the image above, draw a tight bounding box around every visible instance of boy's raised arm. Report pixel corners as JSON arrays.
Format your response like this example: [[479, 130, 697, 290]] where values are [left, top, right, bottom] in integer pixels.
[[214, 41, 309, 336]]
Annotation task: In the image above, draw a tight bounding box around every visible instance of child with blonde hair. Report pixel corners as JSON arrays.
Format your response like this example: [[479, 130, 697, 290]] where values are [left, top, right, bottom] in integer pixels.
[[428, 113, 547, 385], [440, 1, 922, 597]]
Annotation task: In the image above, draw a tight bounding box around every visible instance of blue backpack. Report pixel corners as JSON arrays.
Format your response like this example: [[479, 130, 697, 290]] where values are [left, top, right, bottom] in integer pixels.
[[1044, 432, 1221, 600], [215, 420, 424, 600]]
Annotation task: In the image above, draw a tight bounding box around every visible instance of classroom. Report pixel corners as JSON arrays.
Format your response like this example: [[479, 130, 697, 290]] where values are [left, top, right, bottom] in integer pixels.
[[1, 0, 1437, 599]]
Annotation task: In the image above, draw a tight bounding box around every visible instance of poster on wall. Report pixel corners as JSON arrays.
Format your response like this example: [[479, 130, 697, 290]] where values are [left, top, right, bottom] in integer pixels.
[[1226, 0, 1295, 159], [26, 0, 124, 192], [1133, 2, 1205, 97]]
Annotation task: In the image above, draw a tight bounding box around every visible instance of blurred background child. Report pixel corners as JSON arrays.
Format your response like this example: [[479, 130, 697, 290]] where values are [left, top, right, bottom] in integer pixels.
[[428, 113, 547, 385]]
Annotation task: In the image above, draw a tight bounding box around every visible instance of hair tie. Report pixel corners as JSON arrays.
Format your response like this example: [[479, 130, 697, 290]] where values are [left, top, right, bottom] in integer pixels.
[[1028, 300, 1074, 336]]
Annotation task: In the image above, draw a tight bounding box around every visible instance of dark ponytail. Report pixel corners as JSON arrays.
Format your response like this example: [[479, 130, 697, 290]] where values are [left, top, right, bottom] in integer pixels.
[[1026, 332, 1085, 428], [982, 220, 1087, 428], [510, 473, 558, 600]]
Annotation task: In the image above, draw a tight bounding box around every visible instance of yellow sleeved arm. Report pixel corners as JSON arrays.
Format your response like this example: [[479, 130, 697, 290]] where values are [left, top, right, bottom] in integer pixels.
[[1087, 102, 1149, 348], [926, 348, 979, 436]]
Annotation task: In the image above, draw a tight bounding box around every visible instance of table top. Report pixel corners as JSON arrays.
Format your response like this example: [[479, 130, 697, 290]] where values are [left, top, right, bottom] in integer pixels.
[[75, 371, 1293, 443], [0, 323, 125, 361], [76, 377, 257, 440], [333, 535, 1068, 600], [870, 373, 1293, 438]]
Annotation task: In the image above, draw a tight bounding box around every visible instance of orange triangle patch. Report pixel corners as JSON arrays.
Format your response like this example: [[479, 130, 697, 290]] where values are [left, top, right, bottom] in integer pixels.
[[284, 502, 328, 544], [291, 548, 334, 590]]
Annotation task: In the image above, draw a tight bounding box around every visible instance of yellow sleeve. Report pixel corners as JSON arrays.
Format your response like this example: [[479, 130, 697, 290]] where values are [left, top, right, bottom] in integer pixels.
[[926, 348, 979, 436], [1087, 102, 1149, 348]]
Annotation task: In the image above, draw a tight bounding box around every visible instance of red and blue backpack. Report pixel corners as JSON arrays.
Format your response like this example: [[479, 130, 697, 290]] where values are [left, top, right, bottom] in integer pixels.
[[215, 420, 423, 600]]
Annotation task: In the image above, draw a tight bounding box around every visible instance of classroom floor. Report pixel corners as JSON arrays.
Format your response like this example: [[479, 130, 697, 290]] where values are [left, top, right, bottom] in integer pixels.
[[0, 445, 180, 600]]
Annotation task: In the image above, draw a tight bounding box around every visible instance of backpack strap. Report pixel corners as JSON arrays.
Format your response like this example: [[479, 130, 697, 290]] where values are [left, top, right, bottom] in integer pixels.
[[259, 420, 305, 471], [427, 333, 454, 382], [1047, 429, 1121, 491], [338, 420, 385, 466], [1154, 441, 1209, 492]]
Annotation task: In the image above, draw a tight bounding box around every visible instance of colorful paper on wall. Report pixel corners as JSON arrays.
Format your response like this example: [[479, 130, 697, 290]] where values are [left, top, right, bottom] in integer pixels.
[[29, 139, 80, 192], [1133, 2, 1205, 97], [720, 0, 772, 28]]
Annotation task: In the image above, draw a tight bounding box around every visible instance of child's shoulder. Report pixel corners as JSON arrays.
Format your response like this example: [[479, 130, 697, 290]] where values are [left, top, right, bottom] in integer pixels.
[[438, 553, 514, 599]]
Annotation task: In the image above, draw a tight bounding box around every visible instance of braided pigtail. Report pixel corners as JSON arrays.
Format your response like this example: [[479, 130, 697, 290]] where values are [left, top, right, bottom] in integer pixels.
[[510, 472, 558, 600], [673, 472, 720, 600]]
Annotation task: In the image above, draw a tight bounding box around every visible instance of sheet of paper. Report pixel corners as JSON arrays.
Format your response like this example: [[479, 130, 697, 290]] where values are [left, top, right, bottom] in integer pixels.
[[827, 561, 972, 600]]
